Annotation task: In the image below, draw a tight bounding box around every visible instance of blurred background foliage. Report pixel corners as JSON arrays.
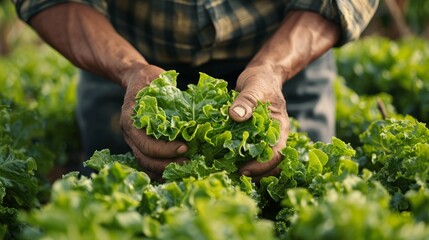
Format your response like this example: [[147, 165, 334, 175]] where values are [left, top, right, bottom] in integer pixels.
[[1, 0, 81, 181]]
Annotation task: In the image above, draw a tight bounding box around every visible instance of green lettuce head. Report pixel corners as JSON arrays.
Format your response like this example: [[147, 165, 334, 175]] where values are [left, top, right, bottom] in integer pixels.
[[132, 71, 280, 181]]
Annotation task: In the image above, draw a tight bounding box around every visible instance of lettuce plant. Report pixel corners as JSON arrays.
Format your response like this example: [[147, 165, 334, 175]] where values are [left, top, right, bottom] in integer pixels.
[[132, 71, 280, 181]]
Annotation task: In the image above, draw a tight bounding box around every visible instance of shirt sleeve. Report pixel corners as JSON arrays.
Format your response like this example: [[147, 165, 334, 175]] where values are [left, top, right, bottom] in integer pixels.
[[287, 0, 380, 46], [12, 0, 108, 22]]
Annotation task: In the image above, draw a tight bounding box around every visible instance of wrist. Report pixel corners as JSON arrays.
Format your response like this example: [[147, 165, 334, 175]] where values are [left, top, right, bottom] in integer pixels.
[[121, 63, 166, 90], [115, 60, 148, 88], [246, 60, 291, 84], [237, 64, 284, 90], [246, 11, 340, 84]]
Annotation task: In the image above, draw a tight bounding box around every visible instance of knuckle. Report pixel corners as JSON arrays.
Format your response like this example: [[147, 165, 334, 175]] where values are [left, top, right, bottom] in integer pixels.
[[239, 90, 261, 106]]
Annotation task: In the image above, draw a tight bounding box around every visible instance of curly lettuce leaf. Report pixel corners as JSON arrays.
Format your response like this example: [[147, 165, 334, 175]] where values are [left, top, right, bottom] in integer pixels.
[[132, 71, 280, 180], [260, 133, 358, 204], [162, 155, 221, 182], [359, 116, 429, 189], [286, 185, 429, 240], [358, 116, 429, 210], [21, 152, 152, 239], [84, 149, 139, 171], [0, 146, 38, 209]]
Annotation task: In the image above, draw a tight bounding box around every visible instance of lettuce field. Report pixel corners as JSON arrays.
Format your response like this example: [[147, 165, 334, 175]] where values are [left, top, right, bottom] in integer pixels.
[[1, 8, 429, 240]]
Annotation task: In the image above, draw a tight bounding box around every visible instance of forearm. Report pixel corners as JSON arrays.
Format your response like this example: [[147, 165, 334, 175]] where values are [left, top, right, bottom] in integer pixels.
[[246, 10, 341, 85], [29, 2, 147, 87]]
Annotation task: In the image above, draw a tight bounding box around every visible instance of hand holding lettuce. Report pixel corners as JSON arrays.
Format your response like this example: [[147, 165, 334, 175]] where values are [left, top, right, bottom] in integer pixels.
[[132, 70, 283, 182], [121, 65, 188, 181], [231, 66, 289, 180]]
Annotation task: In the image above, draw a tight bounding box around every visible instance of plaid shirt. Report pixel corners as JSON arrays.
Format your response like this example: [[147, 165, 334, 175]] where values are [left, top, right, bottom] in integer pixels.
[[14, 0, 378, 66]]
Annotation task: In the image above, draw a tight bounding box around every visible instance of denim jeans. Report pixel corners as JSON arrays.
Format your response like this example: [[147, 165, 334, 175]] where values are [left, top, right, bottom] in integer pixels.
[[76, 50, 336, 163]]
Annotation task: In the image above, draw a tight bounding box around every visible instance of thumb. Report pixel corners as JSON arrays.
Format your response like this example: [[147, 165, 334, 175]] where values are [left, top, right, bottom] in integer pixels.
[[229, 92, 258, 123]]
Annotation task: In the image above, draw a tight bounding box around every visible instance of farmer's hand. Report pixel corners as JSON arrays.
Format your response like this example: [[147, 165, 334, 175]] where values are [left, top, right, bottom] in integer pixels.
[[120, 64, 188, 181], [229, 11, 341, 181], [229, 66, 290, 181]]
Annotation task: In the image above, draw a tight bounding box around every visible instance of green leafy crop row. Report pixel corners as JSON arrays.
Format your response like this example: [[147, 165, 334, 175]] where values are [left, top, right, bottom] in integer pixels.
[[0, 40, 79, 239], [0, 43, 80, 166], [335, 36, 429, 123], [16, 72, 429, 240], [20, 116, 429, 239]]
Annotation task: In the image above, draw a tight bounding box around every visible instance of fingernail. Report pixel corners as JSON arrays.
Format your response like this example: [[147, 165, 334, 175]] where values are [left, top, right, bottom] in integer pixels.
[[176, 145, 187, 154], [241, 170, 250, 176], [232, 105, 246, 118]]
